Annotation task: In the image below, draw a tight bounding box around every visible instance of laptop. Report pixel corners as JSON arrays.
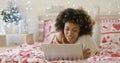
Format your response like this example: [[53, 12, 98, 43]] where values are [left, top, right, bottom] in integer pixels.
[[41, 44, 83, 61]]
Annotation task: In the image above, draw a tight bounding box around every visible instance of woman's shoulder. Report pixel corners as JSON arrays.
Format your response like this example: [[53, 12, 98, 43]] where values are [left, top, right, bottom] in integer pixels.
[[76, 35, 94, 44], [79, 35, 91, 40]]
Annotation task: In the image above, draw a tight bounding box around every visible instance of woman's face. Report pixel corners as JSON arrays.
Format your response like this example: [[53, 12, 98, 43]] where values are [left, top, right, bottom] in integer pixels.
[[64, 22, 80, 43]]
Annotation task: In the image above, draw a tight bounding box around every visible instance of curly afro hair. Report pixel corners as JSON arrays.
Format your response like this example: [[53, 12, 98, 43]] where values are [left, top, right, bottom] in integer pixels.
[[55, 8, 93, 36]]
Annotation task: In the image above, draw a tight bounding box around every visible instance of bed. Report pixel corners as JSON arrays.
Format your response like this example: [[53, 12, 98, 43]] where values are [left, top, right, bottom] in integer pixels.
[[0, 41, 120, 63], [0, 19, 120, 63]]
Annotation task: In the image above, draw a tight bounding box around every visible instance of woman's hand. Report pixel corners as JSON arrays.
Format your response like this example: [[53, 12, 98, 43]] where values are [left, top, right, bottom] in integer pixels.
[[83, 49, 91, 59]]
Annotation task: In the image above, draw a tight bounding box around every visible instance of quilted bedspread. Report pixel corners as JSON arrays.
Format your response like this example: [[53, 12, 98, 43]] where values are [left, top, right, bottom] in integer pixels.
[[0, 42, 120, 63]]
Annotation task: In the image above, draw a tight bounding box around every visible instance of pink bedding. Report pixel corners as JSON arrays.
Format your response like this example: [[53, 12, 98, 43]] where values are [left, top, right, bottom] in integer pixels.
[[0, 42, 120, 63]]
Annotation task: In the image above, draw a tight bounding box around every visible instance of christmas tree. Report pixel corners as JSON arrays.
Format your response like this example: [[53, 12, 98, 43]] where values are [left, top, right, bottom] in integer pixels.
[[1, 0, 22, 23]]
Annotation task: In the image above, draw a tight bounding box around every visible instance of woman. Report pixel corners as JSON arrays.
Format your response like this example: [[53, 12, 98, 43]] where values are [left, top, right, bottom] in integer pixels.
[[52, 8, 99, 59]]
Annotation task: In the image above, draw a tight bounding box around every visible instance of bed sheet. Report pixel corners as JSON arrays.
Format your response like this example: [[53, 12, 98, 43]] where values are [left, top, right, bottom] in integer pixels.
[[0, 42, 120, 63]]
